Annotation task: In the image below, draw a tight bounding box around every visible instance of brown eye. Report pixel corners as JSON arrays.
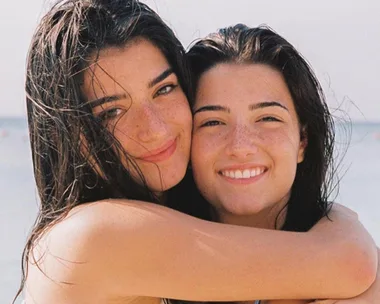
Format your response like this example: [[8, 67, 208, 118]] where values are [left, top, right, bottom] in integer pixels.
[[154, 84, 178, 97], [97, 108, 123, 123], [258, 116, 281, 122], [201, 120, 224, 127]]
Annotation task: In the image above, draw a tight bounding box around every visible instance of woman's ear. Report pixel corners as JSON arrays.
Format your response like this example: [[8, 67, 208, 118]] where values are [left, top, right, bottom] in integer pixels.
[[297, 126, 308, 163]]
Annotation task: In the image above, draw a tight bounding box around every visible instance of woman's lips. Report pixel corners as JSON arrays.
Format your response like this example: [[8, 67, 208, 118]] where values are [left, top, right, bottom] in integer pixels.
[[137, 138, 177, 163]]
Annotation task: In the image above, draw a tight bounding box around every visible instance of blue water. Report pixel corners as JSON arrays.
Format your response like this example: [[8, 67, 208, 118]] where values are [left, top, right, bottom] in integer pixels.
[[1, 117, 379, 303]]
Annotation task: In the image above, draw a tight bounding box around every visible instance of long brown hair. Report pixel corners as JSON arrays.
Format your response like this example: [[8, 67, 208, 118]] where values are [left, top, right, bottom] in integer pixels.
[[15, 0, 192, 301]]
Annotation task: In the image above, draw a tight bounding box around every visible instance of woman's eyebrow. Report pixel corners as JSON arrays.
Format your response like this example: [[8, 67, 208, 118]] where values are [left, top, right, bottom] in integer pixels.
[[193, 101, 288, 115], [193, 105, 231, 115], [89, 94, 127, 108], [148, 68, 173, 88], [249, 101, 289, 111], [88, 68, 173, 108]]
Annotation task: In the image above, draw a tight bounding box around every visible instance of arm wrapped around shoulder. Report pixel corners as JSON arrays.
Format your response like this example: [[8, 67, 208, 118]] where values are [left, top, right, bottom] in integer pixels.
[[310, 203, 378, 298]]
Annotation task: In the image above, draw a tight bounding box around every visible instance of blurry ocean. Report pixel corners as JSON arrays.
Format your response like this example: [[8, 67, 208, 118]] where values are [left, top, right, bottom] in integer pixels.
[[0, 116, 379, 303]]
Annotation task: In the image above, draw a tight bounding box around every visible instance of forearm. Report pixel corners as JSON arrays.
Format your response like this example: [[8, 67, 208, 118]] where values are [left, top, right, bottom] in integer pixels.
[[313, 247, 380, 303], [306, 204, 377, 297], [266, 300, 308, 304], [264, 248, 379, 303], [33, 200, 377, 302], [265, 207, 378, 303], [92, 201, 376, 300]]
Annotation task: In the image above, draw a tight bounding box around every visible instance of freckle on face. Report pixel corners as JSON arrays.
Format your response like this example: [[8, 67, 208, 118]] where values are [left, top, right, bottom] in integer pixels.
[[83, 39, 193, 192], [191, 63, 306, 221]]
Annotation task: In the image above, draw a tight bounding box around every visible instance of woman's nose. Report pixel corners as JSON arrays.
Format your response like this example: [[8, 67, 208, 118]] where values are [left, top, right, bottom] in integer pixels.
[[136, 104, 169, 143], [225, 124, 259, 159]]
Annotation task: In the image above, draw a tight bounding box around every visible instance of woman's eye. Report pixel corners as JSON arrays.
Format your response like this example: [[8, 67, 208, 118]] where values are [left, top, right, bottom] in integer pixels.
[[155, 84, 177, 97], [258, 116, 281, 122], [97, 108, 122, 123], [200, 120, 224, 127]]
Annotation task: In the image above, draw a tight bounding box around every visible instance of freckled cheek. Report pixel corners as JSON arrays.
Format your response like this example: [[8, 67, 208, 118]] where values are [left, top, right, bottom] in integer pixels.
[[261, 133, 286, 147], [177, 107, 193, 132], [191, 136, 205, 163], [166, 99, 192, 131], [110, 121, 136, 152], [259, 129, 298, 147], [191, 133, 223, 169], [262, 131, 301, 172]]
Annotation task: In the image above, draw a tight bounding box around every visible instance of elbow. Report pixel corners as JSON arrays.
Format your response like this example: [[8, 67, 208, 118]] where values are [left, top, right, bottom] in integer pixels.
[[338, 240, 378, 297]]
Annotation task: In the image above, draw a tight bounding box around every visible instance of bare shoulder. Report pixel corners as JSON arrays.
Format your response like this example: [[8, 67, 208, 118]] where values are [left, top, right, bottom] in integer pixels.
[[42, 199, 179, 254], [25, 199, 175, 302], [31, 198, 199, 270], [31, 198, 199, 267], [51, 199, 174, 232], [66, 199, 185, 223], [329, 203, 359, 219]]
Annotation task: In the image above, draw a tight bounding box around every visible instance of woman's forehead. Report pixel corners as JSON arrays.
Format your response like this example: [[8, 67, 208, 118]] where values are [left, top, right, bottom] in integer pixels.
[[82, 39, 171, 99], [195, 63, 294, 107]]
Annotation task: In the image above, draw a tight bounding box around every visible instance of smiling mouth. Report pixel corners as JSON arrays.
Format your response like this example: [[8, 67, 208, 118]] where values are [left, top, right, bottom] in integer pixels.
[[219, 167, 267, 180], [138, 138, 177, 163]]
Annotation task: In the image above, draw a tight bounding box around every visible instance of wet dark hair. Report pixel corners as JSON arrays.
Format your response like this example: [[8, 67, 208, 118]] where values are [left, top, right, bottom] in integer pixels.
[[186, 24, 337, 232], [15, 0, 192, 300]]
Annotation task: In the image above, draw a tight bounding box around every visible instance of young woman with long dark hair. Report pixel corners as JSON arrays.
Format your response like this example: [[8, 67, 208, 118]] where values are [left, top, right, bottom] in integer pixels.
[[186, 24, 380, 303]]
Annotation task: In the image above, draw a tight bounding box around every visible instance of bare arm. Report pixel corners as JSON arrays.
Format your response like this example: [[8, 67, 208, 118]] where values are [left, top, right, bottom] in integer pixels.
[[310, 247, 380, 304], [26, 200, 377, 303]]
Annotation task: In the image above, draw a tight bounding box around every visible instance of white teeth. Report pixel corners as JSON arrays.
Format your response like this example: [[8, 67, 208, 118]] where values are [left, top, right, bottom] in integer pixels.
[[221, 168, 265, 179], [243, 169, 250, 178]]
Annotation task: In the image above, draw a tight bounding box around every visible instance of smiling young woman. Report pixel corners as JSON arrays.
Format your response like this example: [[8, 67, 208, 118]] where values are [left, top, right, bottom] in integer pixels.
[[83, 40, 192, 192], [186, 24, 380, 303], [192, 63, 307, 227]]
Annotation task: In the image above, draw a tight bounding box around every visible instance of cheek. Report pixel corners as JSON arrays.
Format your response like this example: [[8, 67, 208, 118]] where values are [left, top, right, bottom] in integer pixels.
[[166, 95, 192, 134], [191, 135, 204, 168], [191, 135, 216, 199], [191, 130, 227, 183], [261, 128, 301, 165], [191, 133, 214, 173], [176, 105, 193, 134], [111, 120, 132, 150]]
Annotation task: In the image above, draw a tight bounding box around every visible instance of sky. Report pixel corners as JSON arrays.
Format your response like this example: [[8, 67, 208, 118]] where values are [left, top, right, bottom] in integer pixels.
[[1, 0, 379, 121]]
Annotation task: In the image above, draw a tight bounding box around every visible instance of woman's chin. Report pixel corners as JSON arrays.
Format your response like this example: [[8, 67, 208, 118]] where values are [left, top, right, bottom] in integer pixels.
[[145, 167, 187, 193]]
